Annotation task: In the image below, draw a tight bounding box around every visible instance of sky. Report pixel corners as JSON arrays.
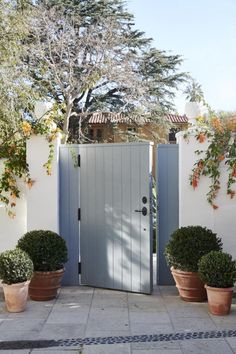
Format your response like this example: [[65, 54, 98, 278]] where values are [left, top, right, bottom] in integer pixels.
[[127, 0, 236, 114]]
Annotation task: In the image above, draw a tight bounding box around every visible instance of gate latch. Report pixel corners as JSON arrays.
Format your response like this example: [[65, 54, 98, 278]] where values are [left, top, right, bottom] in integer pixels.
[[134, 207, 147, 216]]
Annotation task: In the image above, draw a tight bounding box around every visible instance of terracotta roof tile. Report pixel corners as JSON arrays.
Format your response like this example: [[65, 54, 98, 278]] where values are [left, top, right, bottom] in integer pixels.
[[77, 112, 188, 124], [165, 114, 188, 123]]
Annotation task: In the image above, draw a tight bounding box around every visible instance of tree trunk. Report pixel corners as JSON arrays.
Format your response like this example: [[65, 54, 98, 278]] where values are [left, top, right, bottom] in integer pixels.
[[62, 99, 73, 144]]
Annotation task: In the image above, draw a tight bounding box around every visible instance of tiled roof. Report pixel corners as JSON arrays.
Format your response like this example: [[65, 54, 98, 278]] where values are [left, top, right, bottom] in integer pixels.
[[77, 112, 188, 124], [165, 114, 188, 124]]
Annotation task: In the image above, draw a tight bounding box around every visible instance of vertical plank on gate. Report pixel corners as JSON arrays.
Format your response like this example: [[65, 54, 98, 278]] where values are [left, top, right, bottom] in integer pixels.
[[112, 145, 122, 290], [157, 144, 179, 285], [140, 144, 153, 294], [121, 145, 132, 291], [80, 146, 89, 284], [130, 145, 141, 292], [94, 146, 106, 286], [104, 146, 114, 289], [81, 146, 97, 286], [60, 146, 80, 285]]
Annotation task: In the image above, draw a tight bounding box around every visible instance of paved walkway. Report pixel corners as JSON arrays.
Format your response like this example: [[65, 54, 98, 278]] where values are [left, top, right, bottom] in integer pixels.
[[0, 285, 236, 353]]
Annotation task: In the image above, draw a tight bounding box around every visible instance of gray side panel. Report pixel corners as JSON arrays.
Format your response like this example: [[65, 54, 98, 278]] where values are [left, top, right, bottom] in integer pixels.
[[80, 143, 152, 294], [59, 146, 80, 285], [157, 144, 179, 285]]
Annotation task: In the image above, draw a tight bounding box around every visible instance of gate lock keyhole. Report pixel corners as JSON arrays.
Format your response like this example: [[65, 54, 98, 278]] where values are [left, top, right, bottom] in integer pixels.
[[142, 196, 147, 204], [134, 206, 147, 216]]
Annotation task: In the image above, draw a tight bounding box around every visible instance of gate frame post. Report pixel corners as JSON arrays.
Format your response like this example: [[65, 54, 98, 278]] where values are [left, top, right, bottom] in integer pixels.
[[157, 144, 179, 285]]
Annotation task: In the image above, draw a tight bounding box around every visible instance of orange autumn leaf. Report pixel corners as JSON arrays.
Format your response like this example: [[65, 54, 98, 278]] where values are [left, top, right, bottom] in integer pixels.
[[212, 204, 219, 210], [197, 160, 204, 169], [192, 178, 198, 189], [211, 118, 224, 133], [10, 192, 17, 200], [197, 133, 206, 143], [26, 179, 36, 189], [218, 155, 225, 162]]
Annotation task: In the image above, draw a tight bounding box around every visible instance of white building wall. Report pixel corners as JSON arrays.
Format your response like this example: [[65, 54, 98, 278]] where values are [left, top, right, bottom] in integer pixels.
[[177, 131, 236, 259], [26, 135, 61, 233]]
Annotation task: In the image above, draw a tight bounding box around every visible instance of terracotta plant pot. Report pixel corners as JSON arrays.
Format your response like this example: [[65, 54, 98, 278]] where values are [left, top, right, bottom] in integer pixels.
[[29, 269, 64, 301], [171, 267, 207, 302], [2, 281, 30, 312], [205, 285, 234, 315]]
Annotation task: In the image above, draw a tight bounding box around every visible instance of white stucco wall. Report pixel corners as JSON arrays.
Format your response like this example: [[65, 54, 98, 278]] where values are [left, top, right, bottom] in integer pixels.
[[0, 161, 27, 252], [27, 135, 61, 233], [177, 131, 236, 259], [0, 135, 61, 253]]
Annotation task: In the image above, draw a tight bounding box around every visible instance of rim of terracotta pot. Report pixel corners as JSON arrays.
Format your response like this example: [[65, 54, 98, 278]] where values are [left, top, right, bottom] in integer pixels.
[[205, 284, 234, 292], [171, 266, 198, 275], [2, 280, 30, 288], [33, 268, 64, 275]]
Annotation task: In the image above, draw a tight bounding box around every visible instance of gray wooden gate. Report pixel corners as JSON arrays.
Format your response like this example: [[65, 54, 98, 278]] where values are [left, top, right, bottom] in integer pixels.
[[60, 142, 153, 294], [157, 144, 179, 285]]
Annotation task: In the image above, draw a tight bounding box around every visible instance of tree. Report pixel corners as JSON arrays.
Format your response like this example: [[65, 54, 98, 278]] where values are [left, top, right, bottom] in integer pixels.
[[184, 78, 204, 103], [0, 0, 40, 216], [0, 1, 34, 132], [27, 0, 186, 142]]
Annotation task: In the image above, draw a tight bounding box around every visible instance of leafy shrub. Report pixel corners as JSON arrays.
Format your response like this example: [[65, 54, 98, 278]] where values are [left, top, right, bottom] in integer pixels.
[[17, 230, 68, 271], [0, 248, 33, 284], [198, 251, 236, 288], [165, 226, 222, 272]]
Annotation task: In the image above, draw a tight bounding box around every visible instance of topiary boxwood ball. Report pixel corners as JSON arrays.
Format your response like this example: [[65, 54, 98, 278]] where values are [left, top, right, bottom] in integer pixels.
[[0, 248, 33, 285], [165, 226, 222, 272], [198, 251, 236, 288], [17, 230, 68, 272]]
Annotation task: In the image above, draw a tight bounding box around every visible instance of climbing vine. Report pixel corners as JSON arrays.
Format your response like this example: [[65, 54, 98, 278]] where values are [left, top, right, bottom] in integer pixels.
[[0, 118, 61, 218], [189, 117, 236, 209]]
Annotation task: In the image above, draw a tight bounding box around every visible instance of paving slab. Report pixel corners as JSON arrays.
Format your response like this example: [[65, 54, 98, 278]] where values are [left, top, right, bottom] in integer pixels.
[[82, 343, 131, 353], [32, 350, 83, 353], [131, 340, 181, 350], [180, 339, 234, 354], [38, 323, 86, 339], [84, 329, 131, 337], [0, 318, 45, 332], [132, 350, 182, 354], [0, 351, 31, 354], [226, 337, 236, 351], [171, 317, 217, 332], [130, 323, 174, 335]]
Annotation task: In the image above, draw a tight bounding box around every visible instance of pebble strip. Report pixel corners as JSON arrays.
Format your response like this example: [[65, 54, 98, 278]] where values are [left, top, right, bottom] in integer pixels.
[[0, 330, 236, 350]]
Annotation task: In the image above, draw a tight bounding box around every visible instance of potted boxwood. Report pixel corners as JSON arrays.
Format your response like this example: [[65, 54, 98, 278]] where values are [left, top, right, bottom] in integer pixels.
[[198, 251, 236, 315], [17, 230, 68, 301], [165, 226, 222, 302], [0, 248, 33, 312]]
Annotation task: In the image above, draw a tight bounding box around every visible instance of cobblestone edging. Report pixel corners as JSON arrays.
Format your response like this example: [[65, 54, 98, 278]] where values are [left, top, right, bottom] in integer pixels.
[[1, 330, 236, 350]]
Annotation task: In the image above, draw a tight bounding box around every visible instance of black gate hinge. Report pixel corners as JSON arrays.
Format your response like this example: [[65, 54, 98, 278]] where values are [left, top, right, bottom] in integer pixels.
[[78, 208, 81, 221], [78, 262, 81, 274], [77, 154, 81, 167]]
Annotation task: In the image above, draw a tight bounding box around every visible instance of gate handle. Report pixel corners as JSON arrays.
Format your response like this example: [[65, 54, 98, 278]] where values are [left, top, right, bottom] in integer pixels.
[[134, 207, 147, 216]]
